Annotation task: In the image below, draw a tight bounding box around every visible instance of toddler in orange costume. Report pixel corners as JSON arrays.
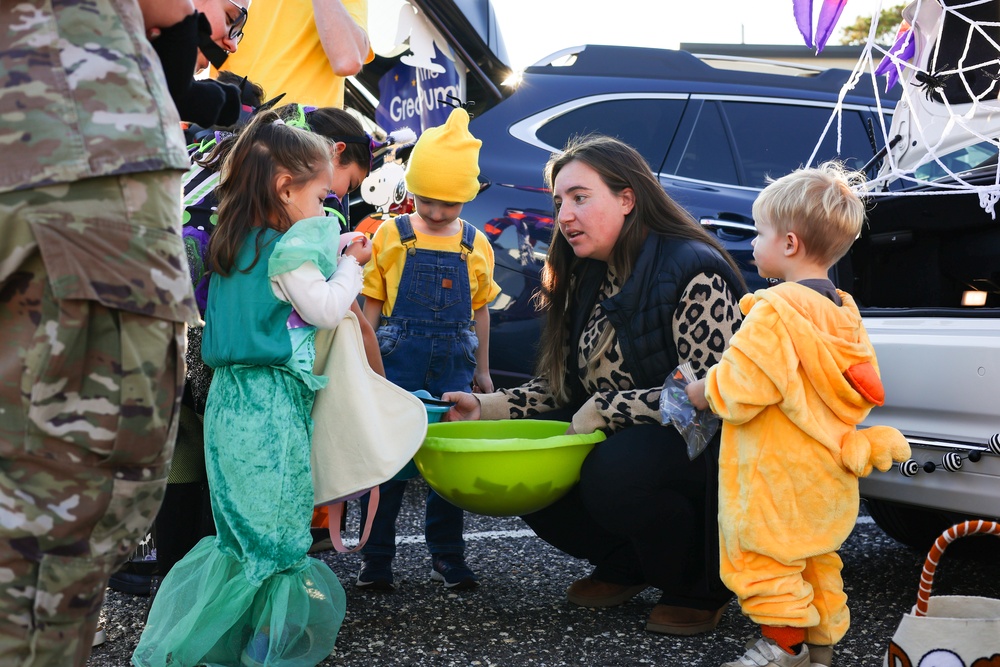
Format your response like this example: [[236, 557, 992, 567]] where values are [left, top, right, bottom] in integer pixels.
[[686, 162, 910, 667]]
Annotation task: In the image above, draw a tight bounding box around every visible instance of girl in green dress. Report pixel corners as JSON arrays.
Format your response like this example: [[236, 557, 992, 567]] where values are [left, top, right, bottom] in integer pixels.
[[133, 109, 371, 667]]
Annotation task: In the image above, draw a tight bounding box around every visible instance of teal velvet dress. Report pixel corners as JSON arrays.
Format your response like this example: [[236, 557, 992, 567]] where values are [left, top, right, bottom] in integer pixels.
[[133, 218, 347, 667]]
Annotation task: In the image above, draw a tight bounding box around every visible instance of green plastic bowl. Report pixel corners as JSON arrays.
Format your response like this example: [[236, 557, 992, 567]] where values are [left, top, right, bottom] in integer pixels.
[[391, 391, 451, 482], [413, 420, 606, 517]]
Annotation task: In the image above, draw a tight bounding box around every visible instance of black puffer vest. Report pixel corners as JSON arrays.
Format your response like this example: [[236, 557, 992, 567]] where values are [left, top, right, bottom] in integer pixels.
[[567, 234, 745, 404]]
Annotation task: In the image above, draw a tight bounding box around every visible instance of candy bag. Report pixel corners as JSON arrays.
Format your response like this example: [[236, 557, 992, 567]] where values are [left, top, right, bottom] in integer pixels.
[[659, 362, 720, 460]]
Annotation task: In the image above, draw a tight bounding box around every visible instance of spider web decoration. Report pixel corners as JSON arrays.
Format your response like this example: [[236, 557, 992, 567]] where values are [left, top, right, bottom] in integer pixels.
[[809, 0, 1000, 216]]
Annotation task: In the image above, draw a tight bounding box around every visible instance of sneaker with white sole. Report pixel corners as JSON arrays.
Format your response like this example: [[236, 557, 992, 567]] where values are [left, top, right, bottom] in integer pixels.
[[92, 624, 106, 648], [355, 556, 394, 591], [720, 637, 810, 667], [430, 554, 478, 590]]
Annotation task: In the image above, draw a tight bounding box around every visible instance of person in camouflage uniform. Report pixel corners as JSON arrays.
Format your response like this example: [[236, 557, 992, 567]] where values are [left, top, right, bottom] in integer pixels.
[[0, 2, 198, 665]]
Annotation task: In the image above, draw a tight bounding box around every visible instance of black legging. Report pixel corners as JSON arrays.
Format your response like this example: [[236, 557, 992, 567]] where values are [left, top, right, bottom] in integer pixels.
[[153, 387, 215, 579], [520, 411, 731, 610]]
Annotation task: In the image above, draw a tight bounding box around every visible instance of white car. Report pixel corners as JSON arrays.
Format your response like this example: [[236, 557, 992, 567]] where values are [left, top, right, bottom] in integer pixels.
[[857, 188, 1000, 547], [853, 0, 1000, 548]]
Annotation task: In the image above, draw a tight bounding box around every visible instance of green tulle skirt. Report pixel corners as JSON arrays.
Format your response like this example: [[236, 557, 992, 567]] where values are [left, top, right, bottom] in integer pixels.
[[133, 365, 345, 667]]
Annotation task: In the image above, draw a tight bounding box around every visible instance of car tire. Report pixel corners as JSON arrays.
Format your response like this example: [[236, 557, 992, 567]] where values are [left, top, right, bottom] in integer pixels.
[[865, 498, 999, 557]]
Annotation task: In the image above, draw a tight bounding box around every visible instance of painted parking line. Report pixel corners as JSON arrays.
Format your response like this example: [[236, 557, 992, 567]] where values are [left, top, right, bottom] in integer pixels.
[[397, 528, 536, 545], [338, 517, 874, 548]]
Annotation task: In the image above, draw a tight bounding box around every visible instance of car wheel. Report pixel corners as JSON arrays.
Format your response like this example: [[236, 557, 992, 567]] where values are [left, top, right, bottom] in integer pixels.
[[865, 498, 999, 557]]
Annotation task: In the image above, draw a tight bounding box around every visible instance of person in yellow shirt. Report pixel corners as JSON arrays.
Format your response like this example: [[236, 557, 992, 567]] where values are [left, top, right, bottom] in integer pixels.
[[220, 0, 373, 108]]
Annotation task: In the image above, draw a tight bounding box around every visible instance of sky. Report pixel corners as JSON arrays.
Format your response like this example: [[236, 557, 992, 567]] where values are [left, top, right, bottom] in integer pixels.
[[365, 0, 895, 71], [487, 0, 891, 69]]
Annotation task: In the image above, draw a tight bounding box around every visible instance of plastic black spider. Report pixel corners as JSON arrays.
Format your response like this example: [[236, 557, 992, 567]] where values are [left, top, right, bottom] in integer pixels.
[[913, 66, 954, 101]]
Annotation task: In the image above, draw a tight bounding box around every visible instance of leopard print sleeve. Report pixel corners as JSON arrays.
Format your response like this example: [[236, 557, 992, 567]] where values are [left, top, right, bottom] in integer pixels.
[[584, 387, 663, 433], [673, 271, 743, 377], [477, 376, 561, 421]]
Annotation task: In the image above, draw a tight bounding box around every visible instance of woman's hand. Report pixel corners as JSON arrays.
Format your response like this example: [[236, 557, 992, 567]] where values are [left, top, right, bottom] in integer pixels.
[[685, 378, 709, 411], [441, 391, 481, 422]]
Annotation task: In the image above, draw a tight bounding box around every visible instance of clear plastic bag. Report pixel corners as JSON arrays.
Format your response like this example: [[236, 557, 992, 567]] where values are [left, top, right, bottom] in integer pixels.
[[659, 362, 721, 460]]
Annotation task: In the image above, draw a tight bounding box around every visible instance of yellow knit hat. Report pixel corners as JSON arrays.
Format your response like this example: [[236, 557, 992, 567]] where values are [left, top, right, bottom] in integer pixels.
[[404, 108, 482, 203]]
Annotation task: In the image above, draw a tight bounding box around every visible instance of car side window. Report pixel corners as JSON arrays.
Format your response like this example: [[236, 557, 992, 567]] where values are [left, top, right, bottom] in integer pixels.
[[721, 101, 876, 186], [534, 99, 684, 171], [811, 108, 882, 174], [673, 101, 739, 185]]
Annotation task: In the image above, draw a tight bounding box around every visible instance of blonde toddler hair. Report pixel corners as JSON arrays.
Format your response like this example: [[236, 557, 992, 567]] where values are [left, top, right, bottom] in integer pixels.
[[752, 161, 867, 267]]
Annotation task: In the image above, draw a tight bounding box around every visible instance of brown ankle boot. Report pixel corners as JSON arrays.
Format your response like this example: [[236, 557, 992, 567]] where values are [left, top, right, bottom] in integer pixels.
[[645, 603, 727, 635], [566, 577, 648, 608]]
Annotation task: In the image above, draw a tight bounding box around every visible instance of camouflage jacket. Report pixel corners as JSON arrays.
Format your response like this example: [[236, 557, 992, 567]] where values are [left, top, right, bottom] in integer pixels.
[[1, 1, 198, 325], [0, 0, 191, 193]]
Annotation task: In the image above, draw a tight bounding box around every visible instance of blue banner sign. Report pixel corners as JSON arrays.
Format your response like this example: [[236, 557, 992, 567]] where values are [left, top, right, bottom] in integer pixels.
[[376, 44, 462, 136]]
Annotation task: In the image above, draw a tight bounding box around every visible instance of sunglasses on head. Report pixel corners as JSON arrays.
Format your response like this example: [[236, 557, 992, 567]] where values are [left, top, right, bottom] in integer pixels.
[[226, 0, 248, 43]]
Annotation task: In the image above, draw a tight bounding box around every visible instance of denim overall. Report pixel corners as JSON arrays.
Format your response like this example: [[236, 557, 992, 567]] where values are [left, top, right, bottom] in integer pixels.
[[362, 215, 478, 559]]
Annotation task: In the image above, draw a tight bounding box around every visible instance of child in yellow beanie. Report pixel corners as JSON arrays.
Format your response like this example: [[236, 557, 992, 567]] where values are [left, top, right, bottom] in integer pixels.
[[357, 107, 501, 590]]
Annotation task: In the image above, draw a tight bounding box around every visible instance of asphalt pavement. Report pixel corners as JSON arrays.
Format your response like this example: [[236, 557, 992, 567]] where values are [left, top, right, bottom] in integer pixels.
[[89, 477, 1000, 667]]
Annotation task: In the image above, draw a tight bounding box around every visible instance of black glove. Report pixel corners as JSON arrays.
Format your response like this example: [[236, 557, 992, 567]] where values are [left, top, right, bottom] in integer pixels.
[[150, 12, 241, 128]]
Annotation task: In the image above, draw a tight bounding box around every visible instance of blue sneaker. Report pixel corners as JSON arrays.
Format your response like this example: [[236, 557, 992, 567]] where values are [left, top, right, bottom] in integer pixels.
[[430, 554, 479, 590], [241, 631, 269, 667], [356, 556, 394, 591], [241, 627, 313, 666]]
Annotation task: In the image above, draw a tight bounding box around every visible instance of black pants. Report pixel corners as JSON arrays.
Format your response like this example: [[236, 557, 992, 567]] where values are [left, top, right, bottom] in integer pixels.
[[521, 413, 731, 610], [153, 389, 215, 579], [154, 480, 214, 576]]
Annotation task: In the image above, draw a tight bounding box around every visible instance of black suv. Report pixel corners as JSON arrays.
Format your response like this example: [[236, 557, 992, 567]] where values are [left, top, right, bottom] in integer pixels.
[[458, 45, 896, 385], [355, 3, 998, 548]]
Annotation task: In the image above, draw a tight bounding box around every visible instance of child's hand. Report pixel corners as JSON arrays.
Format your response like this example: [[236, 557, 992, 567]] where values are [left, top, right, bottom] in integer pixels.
[[685, 378, 709, 411], [343, 234, 371, 265], [338, 231, 365, 254], [472, 371, 493, 394]]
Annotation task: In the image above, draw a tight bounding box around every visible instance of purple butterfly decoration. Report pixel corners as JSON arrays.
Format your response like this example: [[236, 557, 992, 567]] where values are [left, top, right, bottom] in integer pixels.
[[794, 0, 851, 53], [874, 26, 916, 91]]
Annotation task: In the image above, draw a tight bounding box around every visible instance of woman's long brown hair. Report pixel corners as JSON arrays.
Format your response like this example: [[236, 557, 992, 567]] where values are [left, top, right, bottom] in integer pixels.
[[534, 135, 745, 402]]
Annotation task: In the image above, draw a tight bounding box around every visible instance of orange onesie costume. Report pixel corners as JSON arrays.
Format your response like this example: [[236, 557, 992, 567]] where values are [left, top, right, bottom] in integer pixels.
[[704, 282, 910, 646]]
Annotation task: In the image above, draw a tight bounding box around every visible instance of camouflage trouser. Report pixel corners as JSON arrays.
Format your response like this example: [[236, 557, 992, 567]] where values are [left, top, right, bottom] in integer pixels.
[[0, 174, 187, 667]]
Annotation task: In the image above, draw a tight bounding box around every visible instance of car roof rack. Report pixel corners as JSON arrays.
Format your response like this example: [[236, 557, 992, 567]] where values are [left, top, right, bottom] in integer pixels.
[[525, 44, 869, 94], [691, 53, 826, 76]]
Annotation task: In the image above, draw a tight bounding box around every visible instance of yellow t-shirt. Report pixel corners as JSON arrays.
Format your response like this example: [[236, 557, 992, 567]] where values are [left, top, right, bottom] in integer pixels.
[[362, 218, 501, 317], [220, 0, 374, 109]]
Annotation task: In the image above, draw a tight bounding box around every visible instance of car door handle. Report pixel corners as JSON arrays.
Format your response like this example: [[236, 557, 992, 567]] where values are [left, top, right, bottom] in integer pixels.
[[700, 218, 756, 240]]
